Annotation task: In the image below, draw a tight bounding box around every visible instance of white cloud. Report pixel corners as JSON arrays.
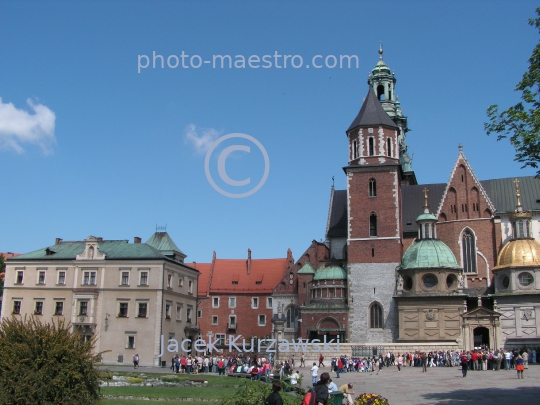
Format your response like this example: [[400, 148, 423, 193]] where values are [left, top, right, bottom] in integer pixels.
[[0, 97, 56, 154], [184, 124, 220, 154]]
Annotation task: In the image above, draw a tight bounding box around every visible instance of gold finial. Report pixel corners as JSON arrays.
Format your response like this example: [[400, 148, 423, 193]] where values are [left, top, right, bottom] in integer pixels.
[[458, 143, 463, 152], [379, 41, 383, 59], [423, 187, 429, 209], [514, 178, 522, 212]]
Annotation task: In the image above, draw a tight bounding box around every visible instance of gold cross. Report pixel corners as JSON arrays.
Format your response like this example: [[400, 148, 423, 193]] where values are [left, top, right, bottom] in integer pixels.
[[423, 187, 429, 207]]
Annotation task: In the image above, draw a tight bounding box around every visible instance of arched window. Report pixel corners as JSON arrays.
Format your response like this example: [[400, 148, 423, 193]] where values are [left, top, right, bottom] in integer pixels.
[[387, 138, 392, 157], [286, 306, 299, 329], [369, 213, 377, 237], [462, 229, 477, 273], [370, 302, 383, 329], [377, 85, 385, 100], [368, 137, 374, 156], [369, 178, 377, 197]]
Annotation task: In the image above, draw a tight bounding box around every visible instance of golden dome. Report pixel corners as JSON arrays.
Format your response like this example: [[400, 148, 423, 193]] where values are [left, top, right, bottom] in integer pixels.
[[493, 238, 540, 270]]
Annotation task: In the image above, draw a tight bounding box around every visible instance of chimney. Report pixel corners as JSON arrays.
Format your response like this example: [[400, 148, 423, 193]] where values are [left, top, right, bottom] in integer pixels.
[[96, 237, 103, 242], [134, 237, 141, 244], [247, 248, 251, 275], [55, 238, 62, 245]]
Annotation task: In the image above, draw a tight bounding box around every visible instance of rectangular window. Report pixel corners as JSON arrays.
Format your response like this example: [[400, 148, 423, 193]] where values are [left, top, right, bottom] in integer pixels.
[[121, 271, 130, 286], [55, 301, 64, 316], [79, 301, 88, 316], [118, 302, 128, 317], [212, 315, 218, 325], [127, 335, 135, 349], [16, 271, 24, 284], [258, 314, 266, 326], [176, 304, 182, 321], [252, 297, 259, 309], [138, 302, 147, 317], [83, 271, 96, 285], [267, 297, 273, 308], [38, 271, 46, 285], [197, 309, 202, 318], [178, 277, 184, 287], [139, 271, 148, 285], [188, 280, 193, 293], [167, 274, 172, 288], [229, 315, 236, 326], [13, 300, 21, 314], [165, 303, 171, 319], [212, 297, 219, 308], [187, 306, 192, 323], [229, 297, 236, 308], [34, 301, 43, 315], [57, 271, 66, 285], [215, 333, 225, 346]]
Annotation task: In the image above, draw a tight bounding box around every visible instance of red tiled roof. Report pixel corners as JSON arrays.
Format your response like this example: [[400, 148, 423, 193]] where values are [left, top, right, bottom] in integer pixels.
[[191, 262, 213, 296], [209, 258, 289, 293], [1, 252, 20, 260]]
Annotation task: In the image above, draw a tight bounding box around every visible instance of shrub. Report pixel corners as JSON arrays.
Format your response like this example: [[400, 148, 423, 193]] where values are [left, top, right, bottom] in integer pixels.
[[0, 316, 104, 404], [217, 380, 300, 405]]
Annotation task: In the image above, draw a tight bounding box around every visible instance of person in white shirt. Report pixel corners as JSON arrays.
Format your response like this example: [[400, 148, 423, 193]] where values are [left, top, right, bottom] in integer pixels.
[[311, 362, 319, 386], [290, 370, 299, 386]]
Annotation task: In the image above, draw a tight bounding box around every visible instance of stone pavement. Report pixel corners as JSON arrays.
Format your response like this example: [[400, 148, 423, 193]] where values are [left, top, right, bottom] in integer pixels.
[[102, 364, 540, 404], [299, 364, 540, 405]]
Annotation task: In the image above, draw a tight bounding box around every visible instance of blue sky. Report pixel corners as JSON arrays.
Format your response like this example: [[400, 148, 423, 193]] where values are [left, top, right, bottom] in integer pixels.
[[0, 0, 538, 263]]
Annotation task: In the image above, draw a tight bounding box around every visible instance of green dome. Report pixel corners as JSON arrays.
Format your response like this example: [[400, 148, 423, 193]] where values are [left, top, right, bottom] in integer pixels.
[[416, 213, 437, 222], [401, 239, 462, 270], [372, 60, 391, 75], [313, 265, 347, 281]]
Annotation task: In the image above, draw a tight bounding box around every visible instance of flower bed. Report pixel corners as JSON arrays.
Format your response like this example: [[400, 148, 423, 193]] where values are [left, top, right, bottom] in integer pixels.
[[354, 393, 389, 405]]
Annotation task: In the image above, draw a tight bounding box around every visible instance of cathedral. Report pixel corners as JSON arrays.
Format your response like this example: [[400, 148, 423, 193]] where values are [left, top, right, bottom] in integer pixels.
[[273, 46, 540, 351]]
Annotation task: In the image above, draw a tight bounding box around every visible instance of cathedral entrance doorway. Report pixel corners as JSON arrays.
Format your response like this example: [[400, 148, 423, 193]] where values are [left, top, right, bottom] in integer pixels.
[[473, 327, 490, 348]]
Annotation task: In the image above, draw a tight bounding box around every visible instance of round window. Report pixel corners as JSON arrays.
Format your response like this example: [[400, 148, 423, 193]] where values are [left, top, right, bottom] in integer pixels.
[[404, 276, 413, 291], [518, 272, 533, 286], [446, 274, 457, 289], [423, 274, 438, 289], [502, 276, 510, 289]]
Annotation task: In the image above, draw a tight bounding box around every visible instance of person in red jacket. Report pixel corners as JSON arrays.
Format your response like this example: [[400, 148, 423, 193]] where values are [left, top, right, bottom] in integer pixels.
[[336, 358, 343, 378]]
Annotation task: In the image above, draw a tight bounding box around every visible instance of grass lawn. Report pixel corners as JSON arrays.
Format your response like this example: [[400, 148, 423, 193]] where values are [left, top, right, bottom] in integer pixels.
[[101, 386, 237, 399]]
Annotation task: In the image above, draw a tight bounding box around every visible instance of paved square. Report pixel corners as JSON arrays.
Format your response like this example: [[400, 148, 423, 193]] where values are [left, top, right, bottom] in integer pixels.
[[298, 364, 540, 405]]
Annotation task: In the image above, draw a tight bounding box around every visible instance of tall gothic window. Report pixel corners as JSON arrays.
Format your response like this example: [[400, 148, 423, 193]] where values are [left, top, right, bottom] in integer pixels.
[[286, 306, 299, 329], [369, 178, 377, 197], [370, 302, 383, 328], [368, 137, 374, 156], [369, 213, 377, 237], [353, 140, 358, 159], [387, 138, 392, 157], [462, 229, 477, 273]]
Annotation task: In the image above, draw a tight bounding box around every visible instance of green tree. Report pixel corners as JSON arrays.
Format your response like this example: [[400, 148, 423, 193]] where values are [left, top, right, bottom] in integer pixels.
[[485, 8, 540, 177], [0, 316, 103, 404]]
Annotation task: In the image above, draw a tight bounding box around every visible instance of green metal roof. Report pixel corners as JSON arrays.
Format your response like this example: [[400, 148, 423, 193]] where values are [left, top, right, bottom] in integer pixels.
[[297, 263, 315, 274], [313, 265, 347, 280], [401, 239, 462, 270], [146, 232, 185, 256], [9, 239, 178, 262]]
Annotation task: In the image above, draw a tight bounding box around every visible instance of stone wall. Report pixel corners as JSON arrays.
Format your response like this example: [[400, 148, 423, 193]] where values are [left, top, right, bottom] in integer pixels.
[[348, 262, 399, 343]]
